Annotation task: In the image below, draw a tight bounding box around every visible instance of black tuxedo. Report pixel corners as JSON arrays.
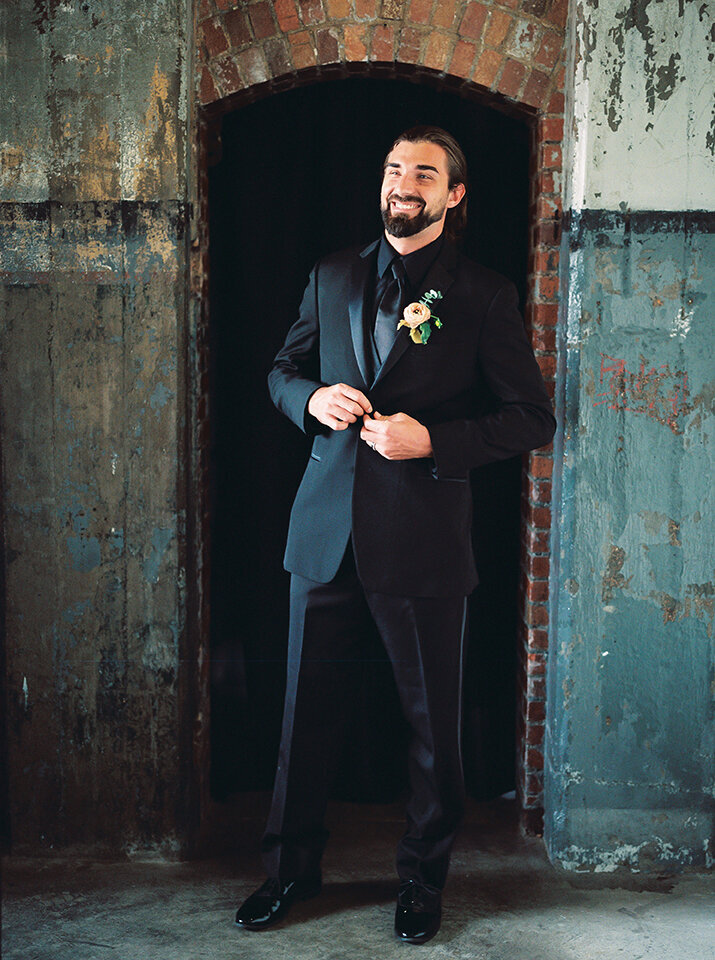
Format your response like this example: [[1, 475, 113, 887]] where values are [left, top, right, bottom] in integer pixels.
[[262, 237, 555, 889], [268, 238, 555, 594]]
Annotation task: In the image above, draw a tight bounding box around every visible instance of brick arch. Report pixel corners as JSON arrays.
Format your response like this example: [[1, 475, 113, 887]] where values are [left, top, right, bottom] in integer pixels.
[[195, 0, 565, 830]]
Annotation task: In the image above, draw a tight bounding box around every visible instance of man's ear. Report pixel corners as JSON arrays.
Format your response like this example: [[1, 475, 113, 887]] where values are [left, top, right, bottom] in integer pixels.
[[446, 183, 466, 208]]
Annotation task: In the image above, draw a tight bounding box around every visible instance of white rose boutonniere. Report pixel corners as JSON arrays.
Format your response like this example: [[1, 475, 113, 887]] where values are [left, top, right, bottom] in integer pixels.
[[397, 289, 444, 344]]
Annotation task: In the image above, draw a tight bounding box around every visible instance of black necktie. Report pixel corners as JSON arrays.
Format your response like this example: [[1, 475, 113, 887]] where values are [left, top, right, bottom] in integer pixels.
[[374, 257, 407, 365]]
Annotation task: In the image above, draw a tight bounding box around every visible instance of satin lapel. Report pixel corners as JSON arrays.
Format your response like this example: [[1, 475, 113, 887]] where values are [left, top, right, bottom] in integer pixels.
[[349, 241, 379, 389], [372, 242, 458, 388]]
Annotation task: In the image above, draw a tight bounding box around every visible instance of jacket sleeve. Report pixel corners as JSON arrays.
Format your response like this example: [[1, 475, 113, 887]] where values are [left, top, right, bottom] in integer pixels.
[[428, 281, 556, 477], [267, 263, 326, 435]]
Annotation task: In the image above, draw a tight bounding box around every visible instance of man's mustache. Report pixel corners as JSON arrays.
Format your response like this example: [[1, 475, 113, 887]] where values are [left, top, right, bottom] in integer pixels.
[[386, 193, 425, 207]]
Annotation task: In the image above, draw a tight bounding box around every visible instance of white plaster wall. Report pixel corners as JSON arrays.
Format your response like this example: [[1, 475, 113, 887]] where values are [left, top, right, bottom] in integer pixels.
[[565, 0, 715, 212]]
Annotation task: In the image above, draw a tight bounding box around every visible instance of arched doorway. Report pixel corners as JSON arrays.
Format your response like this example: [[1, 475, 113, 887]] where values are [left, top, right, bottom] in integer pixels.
[[207, 75, 531, 805]]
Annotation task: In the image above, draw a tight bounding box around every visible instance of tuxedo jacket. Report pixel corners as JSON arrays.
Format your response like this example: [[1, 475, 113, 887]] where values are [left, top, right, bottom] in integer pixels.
[[268, 238, 556, 597]]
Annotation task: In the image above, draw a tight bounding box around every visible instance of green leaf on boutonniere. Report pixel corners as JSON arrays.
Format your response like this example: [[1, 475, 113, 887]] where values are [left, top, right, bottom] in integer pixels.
[[420, 321, 431, 344], [433, 317, 442, 328]]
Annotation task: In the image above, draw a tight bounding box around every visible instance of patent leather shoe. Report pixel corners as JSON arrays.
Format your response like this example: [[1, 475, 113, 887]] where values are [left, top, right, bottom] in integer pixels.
[[235, 876, 321, 930], [394, 879, 442, 944]]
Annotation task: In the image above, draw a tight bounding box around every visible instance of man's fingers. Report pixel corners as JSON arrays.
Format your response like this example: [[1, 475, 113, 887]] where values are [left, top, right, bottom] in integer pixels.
[[340, 385, 372, 414]]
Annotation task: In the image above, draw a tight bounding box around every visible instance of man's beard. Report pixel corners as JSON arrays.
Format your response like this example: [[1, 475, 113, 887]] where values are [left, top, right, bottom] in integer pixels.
[[381, 194, 445, 238]]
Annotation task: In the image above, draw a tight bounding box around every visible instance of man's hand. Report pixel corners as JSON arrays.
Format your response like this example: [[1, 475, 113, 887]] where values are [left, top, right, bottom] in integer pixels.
[[360, 412, 433, 460], [308, 383, 373, 430]]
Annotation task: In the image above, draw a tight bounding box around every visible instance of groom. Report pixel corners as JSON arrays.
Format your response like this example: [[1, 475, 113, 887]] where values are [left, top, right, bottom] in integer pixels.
[[235, 126, 556, 943]]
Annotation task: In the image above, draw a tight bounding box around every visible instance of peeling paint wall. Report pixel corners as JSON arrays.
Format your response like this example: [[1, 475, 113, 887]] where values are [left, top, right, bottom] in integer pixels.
[[1, 1, 196, 855], [547, 0, 714, 873]]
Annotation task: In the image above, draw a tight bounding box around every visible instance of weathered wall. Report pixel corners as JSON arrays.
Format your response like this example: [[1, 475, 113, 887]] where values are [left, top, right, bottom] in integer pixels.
[[546, 0, 714, 873], [0, 1, 198, 855]]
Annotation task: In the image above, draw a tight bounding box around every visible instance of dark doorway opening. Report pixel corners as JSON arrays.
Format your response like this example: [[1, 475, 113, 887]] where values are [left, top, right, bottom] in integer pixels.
[[208, 77, 530, 803]]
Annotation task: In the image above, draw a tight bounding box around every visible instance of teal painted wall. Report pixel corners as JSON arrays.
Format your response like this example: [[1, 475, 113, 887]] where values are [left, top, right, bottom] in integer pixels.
[[547, 214, 714, 871]]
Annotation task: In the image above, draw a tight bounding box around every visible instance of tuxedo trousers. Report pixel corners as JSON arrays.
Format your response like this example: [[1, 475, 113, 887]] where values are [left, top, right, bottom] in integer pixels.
[[261, 542, 468, 890]]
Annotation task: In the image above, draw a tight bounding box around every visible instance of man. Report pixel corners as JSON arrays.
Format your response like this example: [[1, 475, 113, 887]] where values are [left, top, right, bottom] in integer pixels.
[[235, 126, 556, 944]]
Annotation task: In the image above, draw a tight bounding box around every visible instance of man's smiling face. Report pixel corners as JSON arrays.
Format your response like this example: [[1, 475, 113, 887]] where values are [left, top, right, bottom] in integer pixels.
[[380, 139, 465, 242]]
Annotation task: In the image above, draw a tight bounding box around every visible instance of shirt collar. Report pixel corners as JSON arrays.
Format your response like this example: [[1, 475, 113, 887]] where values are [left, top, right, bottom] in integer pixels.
[[377, 233, 445, 288]]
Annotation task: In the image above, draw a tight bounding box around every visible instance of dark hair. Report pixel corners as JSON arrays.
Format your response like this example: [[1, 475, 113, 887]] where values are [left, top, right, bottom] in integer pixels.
[[386, 125, 468, 241]]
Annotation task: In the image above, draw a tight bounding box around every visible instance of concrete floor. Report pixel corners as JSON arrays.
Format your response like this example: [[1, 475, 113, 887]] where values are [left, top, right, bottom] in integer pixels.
[[3, 796, 713, 960]]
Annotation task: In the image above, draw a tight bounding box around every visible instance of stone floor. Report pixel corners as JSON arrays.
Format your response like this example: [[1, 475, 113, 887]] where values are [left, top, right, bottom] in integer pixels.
[[3, 795, 713, 960]]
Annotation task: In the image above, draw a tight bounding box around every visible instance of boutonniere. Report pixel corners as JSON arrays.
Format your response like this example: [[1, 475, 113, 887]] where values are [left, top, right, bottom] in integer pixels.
[[397, 289, 444, 344]]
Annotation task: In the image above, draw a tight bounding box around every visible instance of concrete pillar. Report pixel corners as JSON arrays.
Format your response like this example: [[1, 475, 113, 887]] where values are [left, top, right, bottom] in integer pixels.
[[546, 0, 714, 873], [0, 1, 198, 855]]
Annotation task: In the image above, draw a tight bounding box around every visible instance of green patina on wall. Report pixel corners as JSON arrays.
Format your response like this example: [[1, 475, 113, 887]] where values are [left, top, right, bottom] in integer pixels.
[[547, 215, 714, 872], [0, 1, 196, 855]]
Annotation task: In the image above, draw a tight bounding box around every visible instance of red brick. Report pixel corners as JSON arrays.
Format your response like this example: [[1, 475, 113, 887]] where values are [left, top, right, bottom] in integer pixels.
[[274, 0, 301, 31], [214, 0, 234, 10], [526, 602, 549, 628], [529, 478, 552, 505], [525, 723, 545, 745], [212, 54, 243, 95], [485, 9, 512, 47], [449, 39, 476, 77], [531, 327, 556, 352], [530, 453, 553, 478], [326, 0, 351, 16], [198, 0, 211, 20], [408, 0, 432, 25], [537, 195, 562, 218], [525, 526, 550, 553], [316, 26, 339, 63], [529, 303, 559, 330], [424, 31, 452, 71], [473, 48, 502, 87], [536, 354, 556, 379], [524, 554, 550, 580], [299, 0, 326, 25], [372, 22, 395, 60], [534, 246, 559, 270], [526, 748, 544, 771], [547, 0, 569, 29], [498, 58, 525, 98], [344, 23, 368, 60], [248, 2, 276, 39], [536, 274, 559, 300], [535, 29, 563, 70], [237, 46, 270, 84], [264, 37, 293, 75], [199, 65, 219, 105], [526, 578, 549, 603], [224, 8, 252, 47], [527, 650, 546, 672], [399, 25, 424, 63], [532, 504, 552, 529], [202, 17, 229, 57], [289, 29, 317, 67], [547, 90, 565, 114], [355, 0, 378, 16], [538, 116, 564, 142], [432, 0, 457, 28], [533, 219, 560, 245], [459, 2, 488, 39], [522, 68, 551, 108], [525, 700, 546, 723], [527, 675, 546, 700], [535, 170, 555, 194], [523, 772, 544, 797]]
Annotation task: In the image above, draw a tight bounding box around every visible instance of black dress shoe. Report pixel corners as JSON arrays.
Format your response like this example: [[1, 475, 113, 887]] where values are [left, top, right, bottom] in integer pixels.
[[235, 876, 322, 930], [394, 880, 442, 944]]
